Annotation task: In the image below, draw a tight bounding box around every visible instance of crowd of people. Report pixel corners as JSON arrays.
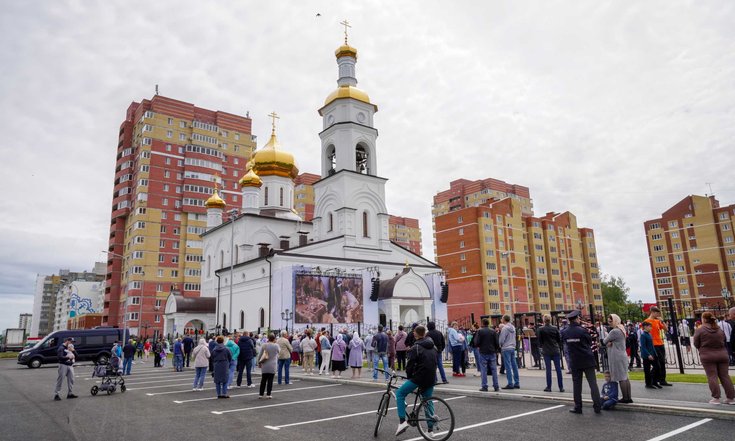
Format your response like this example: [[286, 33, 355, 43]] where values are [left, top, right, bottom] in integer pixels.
[[93, 305, 734, 408]]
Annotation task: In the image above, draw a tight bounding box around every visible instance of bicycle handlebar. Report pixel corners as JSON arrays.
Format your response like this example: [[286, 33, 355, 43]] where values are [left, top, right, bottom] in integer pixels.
[[375, 368, 406, 379]]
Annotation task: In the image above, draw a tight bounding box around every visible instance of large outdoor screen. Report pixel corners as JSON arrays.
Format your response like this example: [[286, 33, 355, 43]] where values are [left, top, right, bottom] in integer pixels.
[[294, 274, 364, 324]]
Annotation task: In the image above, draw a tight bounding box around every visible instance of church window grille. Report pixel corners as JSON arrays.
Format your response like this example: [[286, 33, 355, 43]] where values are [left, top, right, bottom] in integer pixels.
[[363, 211, 369, 237], [328, 213, 334, 232]]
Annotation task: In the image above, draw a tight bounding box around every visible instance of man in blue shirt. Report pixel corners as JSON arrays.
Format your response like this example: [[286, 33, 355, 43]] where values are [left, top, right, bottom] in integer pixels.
[[173, 338, 185, 372], [372, 325, 390, 381]]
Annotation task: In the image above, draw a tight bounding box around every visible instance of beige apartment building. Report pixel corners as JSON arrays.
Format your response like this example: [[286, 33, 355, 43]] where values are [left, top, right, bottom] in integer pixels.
[[433, 178, 603, 321], [644, 195, 735, 317]]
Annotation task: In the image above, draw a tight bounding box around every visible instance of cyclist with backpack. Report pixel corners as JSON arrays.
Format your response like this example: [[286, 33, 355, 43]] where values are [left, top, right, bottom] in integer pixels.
[[395, 325, 437, 436]]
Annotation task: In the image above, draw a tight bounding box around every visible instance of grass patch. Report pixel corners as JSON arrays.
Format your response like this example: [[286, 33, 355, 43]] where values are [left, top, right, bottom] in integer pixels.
[[597, 371, 735, 384]]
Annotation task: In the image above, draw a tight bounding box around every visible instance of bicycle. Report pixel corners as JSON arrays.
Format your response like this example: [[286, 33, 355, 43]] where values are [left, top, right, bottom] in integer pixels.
[[373, 368, 455, 440]]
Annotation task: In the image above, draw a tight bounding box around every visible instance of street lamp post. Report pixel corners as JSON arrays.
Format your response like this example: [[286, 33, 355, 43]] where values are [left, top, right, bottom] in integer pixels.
[[228, 208, 239, 333], [281, 309, 293, 335], [637, 300, 644, 321]]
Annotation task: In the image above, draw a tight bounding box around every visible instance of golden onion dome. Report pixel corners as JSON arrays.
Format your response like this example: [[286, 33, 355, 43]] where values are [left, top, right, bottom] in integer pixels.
[[251, 132, 299, 179], [238, 167, 262, 188], [335, 44, 357, 59], [205, 189, 226, 209], [321, 86, 377, 113]]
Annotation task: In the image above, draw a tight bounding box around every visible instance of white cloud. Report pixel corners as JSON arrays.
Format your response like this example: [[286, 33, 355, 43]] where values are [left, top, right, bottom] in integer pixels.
[[1, 0, 734, 330]]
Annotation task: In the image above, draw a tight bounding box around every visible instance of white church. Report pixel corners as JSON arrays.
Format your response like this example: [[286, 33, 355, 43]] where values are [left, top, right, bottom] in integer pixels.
[[164, 36, 447, 336]]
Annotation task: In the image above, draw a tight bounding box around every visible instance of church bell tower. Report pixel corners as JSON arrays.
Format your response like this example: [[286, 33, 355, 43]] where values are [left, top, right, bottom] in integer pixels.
[[312, 21, 390, 250]]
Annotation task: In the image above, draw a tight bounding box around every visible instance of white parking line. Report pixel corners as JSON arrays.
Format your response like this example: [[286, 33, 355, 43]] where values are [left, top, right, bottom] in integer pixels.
[[118, 377, 198, 386], [173, 384, 340, 404], [264, 396, 468, 430], [126, 382, 203, 391], [211, 390, 385, 415], [403, 404, 565, 441], [645, 418, 712, 441], [138, 380, 298, 394]]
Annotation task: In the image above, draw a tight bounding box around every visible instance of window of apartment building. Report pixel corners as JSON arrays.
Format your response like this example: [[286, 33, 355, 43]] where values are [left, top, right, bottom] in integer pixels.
[[653, 245, 664, 251], [460, 266, 467, 274], [668, 220, 678, 228], [171, 270, 179, 277], [720, 212, 729, 220], [655, 266, 670, 274], [681, 288, 689, 295], [486, 250, 494, 257], [677, 265, 685, 272], [723, 224, 732, 231], [536, 256, 545, 263], [172, 242, 179, 249], [160, 240, 165, 248], [166, 130, 173, 138], [459, 253, 466, 261], [142, 137, 152, 146], [179, 133, 186, 141], [725, 236, 734, 243], [651, 233, 662, 240], [671, 232, 679, 238], [172, 256, 179, 263], [173, 227, 180, 235], [140, 164, 149, 173], [697, 282, 704, 288], [180, 121, 186, 128], [679, 277, 686, 284], [693, 259, 700, 264], [459, 241, 465, 248], [458, 228, 464, 236], [537, 267, 546, 275], [649, 223, 661, 230], [457, 216, 463, 224], [158, 254, 164, 263], [675, 254, 683, 261], [162, 198, 168, 206], [154, 314, 161, 323], [655, 256, 666, 263], [486, 262, 496, 270], [728, 248, 735, 255]]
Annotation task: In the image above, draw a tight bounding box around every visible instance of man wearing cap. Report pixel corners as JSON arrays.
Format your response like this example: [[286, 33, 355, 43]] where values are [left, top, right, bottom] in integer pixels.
[[54, 337, 77, 401], [561, 310, 601, 414], [644, 307, 672, 386]]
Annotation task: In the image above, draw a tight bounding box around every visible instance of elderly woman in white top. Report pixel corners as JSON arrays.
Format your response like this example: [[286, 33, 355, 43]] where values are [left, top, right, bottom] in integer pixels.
[[348, 331, 365, 379], [604, 313, 632, 403]]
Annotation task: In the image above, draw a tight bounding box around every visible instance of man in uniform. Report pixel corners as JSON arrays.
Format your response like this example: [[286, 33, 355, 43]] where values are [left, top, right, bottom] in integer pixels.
[[562, 310, 601, 414]]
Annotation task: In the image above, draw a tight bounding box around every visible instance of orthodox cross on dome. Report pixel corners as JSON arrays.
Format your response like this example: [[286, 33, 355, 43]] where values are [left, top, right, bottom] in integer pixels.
[[213, 173, 221, 189], [340, 19, 351, 44], [268, 111, 280, 135]]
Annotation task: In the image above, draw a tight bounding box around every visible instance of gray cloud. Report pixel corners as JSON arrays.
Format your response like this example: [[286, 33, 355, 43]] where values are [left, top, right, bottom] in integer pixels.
[[1, 1, 734, 331]]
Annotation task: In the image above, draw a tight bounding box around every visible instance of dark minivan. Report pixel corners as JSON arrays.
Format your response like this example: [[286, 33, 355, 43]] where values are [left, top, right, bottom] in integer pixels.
[[17, 328, 127, 368]]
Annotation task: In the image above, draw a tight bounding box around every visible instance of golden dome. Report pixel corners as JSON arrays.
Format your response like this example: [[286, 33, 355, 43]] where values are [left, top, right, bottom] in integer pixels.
[[335, 44, 357, 59], [251, 132, 299, 179], [322, 85, 377, 111], [205, 189, 226, 209], [238, 167, 262, 188]]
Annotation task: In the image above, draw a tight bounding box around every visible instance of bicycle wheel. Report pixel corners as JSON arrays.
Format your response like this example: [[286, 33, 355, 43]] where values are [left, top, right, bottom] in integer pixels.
[[415, 396, 455, 441], [374, 393, 390, 437]]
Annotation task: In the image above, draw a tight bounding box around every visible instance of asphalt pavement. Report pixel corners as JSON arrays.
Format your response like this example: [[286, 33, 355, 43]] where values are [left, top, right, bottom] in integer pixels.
[[1, 358, 733, 441]]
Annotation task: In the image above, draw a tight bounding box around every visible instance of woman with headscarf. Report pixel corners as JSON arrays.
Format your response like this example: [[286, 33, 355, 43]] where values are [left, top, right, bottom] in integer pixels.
[[348, 331, 365, 379], [191, 338, 210, 391], [603, 313, 633, 403], [330, 333, 347, 378]]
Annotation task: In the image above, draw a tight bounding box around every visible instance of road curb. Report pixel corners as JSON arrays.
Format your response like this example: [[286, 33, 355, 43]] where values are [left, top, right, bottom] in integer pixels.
[[291, 373, 735, 421]]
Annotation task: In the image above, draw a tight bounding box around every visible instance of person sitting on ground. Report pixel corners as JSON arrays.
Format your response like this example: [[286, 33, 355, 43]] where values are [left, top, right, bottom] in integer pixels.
[[395, 325, 438, 436], [601, 371, 619, 410]]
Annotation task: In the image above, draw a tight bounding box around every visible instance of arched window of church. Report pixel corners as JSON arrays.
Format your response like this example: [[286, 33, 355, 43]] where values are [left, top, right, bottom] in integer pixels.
[[222, 313, 227, 330], [207, 255, 211, 277], [234, 245, 238, 264], [220, 250, 224, 269], [327, 145, 336, 175], [240, 310, 245, 329], [328, 213, 334, 232], [259, 308, 265, 328], [279, 187, 284, 206], [264, 187, 269, 205], [356, 144, 368, 174], [363, 211, 369, 237]]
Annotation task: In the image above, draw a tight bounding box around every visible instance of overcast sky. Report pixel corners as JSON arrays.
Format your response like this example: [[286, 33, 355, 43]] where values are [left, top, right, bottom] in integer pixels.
[[1, 1, 734, 333]]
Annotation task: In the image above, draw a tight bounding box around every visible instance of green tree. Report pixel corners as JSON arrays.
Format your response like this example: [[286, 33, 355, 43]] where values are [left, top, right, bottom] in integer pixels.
[[601, 275, 645, 322]]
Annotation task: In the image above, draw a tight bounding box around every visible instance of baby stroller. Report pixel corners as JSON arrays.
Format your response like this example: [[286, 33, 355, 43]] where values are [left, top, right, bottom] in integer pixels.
[[90, 354, 126, 396]]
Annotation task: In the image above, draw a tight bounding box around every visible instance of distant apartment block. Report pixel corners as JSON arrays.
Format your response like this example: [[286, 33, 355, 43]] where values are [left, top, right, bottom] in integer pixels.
[[433, 177, 603, 321], [644, 195, 735, 317]]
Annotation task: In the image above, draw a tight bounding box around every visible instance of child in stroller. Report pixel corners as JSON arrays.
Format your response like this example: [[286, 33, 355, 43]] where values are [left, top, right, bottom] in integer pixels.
[[90, 353, 126, 396]]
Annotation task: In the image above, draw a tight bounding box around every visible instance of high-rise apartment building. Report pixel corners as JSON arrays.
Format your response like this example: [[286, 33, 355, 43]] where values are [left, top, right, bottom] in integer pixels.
[[19, 314, 32, 334], [644, 195, 735, 317], [292, 173, 424, 255], [31, 268, 105, 337], [433, 178, 603, 321], [389, 215, 422, 255], [104, 95, 255, 337], [294, 172, 321, 221]]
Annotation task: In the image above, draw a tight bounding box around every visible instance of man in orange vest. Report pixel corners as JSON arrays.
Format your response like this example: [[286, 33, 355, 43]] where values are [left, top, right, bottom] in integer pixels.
[[644, 307, 673, 387]]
